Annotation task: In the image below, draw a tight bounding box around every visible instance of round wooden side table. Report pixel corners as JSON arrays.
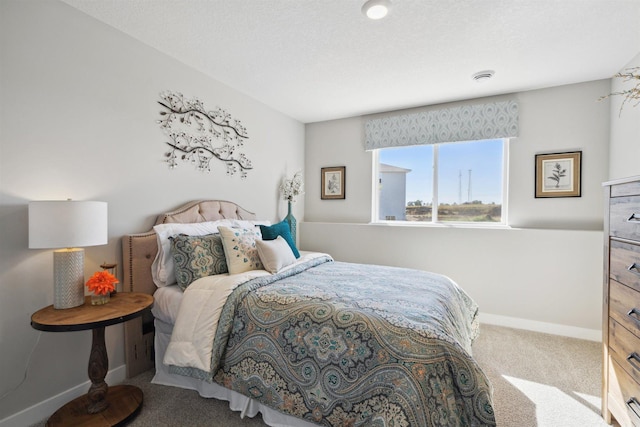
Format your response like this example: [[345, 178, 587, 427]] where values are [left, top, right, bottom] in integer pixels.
[[31, 292, 154, 427]]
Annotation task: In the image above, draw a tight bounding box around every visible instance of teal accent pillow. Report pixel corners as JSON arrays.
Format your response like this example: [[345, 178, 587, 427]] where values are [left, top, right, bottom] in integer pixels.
[[259, 220, 300, 258], [169, 233, 228, 291]]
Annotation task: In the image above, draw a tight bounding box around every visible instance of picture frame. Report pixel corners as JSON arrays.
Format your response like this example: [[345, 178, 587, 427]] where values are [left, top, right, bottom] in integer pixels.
[[535, 151, 582, 198], [321, 166, 346, 200]]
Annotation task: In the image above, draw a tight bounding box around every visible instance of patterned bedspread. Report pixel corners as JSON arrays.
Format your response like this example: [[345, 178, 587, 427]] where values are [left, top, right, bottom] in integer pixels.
[[169, 256, 495, 426]]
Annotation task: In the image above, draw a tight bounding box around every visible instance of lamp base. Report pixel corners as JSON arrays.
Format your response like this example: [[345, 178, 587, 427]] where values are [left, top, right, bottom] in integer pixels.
[[53, 249, 85, 309]]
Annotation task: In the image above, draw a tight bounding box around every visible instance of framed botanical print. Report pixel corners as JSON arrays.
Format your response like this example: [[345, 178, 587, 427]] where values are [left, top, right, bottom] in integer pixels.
[[321, 166, 345, 200], [535, 151, 582, 198]]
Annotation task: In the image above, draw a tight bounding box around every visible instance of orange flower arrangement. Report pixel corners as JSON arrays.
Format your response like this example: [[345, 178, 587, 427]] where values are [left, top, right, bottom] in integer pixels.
[[86, 271, 119, 296]]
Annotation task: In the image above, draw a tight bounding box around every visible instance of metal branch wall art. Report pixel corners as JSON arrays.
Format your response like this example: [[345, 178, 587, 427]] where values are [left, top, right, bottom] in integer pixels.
[[600, 67, 640, 116], [157, 91, 253, 178]]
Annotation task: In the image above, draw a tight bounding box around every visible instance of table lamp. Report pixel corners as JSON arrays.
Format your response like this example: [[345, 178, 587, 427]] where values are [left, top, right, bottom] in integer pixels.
[[29, 200, 108, 309]]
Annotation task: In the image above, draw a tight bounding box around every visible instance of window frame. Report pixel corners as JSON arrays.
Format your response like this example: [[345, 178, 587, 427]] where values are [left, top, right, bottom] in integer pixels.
[[372, 138, 510, 226]]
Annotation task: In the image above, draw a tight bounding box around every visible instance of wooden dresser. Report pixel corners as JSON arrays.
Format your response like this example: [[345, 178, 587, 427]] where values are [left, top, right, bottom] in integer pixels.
[[603, 176, 640, 426]]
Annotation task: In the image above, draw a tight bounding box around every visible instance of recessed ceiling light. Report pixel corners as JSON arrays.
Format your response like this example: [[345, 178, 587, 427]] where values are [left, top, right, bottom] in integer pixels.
[[362, 0, 391, 20], [472, 70, 495, 83]]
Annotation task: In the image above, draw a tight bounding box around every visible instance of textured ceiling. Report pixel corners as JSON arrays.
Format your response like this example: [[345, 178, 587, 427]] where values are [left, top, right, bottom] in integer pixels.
[[61, 0, 640, 123]]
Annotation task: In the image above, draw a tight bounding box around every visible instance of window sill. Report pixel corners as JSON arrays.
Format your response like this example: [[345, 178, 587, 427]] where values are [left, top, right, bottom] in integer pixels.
[[369, 220, 511, 230]]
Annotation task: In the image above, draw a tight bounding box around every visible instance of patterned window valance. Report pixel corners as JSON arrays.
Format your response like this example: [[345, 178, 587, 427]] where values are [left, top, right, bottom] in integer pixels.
[[364, 100, 519, 151]]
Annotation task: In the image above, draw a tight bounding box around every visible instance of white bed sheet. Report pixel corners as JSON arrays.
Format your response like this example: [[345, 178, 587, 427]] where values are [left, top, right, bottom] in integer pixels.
[[151, 284, 183, 325]]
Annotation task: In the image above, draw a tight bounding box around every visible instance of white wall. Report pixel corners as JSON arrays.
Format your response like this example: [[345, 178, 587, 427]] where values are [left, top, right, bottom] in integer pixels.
[[609, 51, 640, 179], [303, 80, 610, 336], [0, 0, 303, 422]]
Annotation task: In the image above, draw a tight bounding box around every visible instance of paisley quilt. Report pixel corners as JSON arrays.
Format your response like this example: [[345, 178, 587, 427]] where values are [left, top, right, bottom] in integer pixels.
[[168, 255, 495, 426]]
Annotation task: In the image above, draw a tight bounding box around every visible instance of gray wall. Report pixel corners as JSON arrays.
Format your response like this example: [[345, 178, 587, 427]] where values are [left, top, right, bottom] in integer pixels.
[[303, 80, 611, 337], [0, 0, 304, 422]]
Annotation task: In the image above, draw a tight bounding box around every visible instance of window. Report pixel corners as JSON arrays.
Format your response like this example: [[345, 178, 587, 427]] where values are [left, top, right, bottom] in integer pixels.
[[375, 139, 507, 224]]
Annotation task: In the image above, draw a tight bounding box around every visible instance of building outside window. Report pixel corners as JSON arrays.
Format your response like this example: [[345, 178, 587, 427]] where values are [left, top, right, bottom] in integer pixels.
[[378, 163, 412, 220]]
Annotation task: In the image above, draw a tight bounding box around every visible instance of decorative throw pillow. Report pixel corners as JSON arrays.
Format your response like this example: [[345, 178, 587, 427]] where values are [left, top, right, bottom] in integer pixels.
[[152, 219, 271, 287], [259, 220, 300, 258], [153, 221, 223, 287], [256, 236, 297, 274], [217, 226, 264, 274], [169, 233, 228, 290]]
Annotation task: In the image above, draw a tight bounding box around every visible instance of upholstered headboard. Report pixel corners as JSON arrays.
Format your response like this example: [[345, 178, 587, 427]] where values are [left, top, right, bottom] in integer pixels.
[[121, 200, 256, 296]]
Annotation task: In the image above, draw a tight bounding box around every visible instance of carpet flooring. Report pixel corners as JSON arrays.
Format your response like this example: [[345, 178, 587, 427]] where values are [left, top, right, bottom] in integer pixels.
[[30, 324, 610, 426]]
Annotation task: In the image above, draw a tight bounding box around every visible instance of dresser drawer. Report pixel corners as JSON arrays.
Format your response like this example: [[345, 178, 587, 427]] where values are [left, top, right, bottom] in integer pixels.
[[610, 318, 640, 385], [609, 357, 640, 427], [611, 280, 640, 341], [611, 196, 640, 241], [612, 181, 640, 198], [611, 240, 640, 292]]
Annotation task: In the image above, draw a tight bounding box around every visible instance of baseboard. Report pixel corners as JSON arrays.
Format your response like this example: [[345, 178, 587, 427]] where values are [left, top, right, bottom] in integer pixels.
[[480, 313, 601, 342], [0, 364, 126, 427]]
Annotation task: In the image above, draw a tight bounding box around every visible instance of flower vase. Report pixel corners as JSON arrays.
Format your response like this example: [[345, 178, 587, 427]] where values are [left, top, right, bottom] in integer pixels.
[[91, 293, 110, 305], [285, 200, 297, 244]]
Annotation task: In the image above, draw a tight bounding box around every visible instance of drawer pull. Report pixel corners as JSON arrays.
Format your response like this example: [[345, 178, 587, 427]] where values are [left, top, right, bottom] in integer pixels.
[[627, 308, 640, 324], [628, 213, 640, 222], [628, 352, 640, 370], [627, 397, 640, 419], [628, 263, 640, 274]]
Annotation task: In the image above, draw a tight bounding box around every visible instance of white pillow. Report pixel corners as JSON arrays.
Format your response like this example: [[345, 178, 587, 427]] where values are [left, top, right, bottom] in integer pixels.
[[256, 236, 296, 273], [217, 226, 264, 275], [152, 219, 270, 287]]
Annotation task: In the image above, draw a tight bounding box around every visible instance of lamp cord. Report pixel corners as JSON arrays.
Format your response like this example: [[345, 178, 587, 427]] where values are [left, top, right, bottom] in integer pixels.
[[0, 331, 42, 401]]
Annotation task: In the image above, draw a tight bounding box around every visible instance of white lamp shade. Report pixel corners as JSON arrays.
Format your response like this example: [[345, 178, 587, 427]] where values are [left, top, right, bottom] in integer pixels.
[[29, 200, 108, 249]]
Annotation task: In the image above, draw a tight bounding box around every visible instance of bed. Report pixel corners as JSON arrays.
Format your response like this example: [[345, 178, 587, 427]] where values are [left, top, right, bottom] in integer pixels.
[[122, 200, 495, 426]]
